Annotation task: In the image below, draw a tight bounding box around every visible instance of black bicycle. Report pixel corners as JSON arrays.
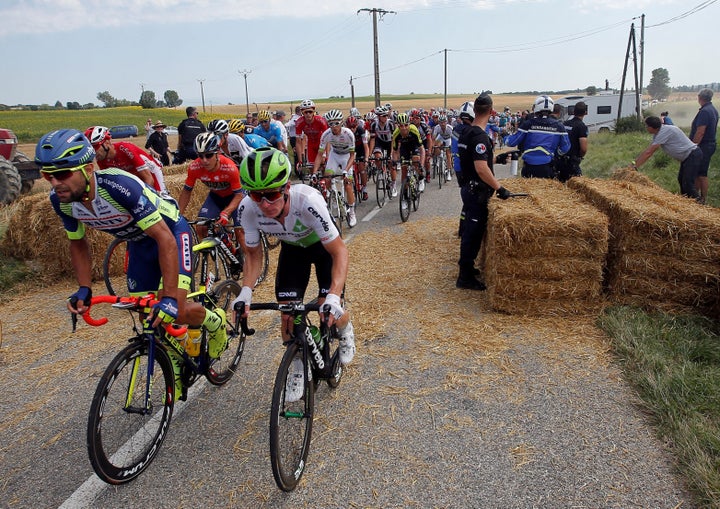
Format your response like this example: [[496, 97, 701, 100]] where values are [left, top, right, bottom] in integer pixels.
[[235, 300, 344, 491]]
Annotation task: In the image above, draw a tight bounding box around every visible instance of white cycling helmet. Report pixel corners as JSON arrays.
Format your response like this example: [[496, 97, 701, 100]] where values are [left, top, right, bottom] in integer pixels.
[[207, 119, 229, 135], [300, 99, 315, 111], [350, 107, 361, 118], [533, 95, 554, 113], [194, 131, 220, 154], [324, 109, 344, 123], [459, 101, 475, 121], [375, 105, 388, 116]]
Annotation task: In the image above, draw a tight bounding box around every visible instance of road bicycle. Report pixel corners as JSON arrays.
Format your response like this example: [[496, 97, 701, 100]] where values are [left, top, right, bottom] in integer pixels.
[[304, 173, 348, 236], [432, 146, 450, 189], [190, 218, 269, 291], [352, 159, 367, 205], [235, 299, 344, 491], [399, 159, 421, 223], [83, 278, 244, 485], [372, 155, 394, 208]]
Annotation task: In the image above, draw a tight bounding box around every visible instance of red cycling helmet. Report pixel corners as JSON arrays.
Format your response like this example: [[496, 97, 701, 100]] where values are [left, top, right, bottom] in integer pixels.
[[345, 116, 358, 128]]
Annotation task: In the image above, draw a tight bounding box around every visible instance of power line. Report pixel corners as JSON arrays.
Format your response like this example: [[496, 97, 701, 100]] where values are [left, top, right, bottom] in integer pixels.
[[646, 0, 717, 27]]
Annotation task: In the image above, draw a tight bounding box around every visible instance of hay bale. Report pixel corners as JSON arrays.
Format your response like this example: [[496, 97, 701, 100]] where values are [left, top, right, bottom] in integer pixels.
[[609, 166, 661, 189], [486, 179, 608, 316], [568, 177, 720, 314]]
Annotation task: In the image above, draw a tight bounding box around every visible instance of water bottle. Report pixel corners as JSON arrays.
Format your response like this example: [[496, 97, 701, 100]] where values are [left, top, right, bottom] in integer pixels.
[[309, 325, 323, 349], [185, 328, 202, 357]]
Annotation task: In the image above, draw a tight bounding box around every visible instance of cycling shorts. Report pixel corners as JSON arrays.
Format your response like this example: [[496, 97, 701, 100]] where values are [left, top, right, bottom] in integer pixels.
[[372, 140, 392, 155], [275, 241, 333, 302], [126, 215, 193, 295], [325, 152, 352, 177], [199, 192, 242, 225]]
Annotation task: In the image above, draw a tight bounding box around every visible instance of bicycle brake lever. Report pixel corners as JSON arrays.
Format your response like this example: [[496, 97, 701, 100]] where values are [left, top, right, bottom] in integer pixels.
[[71, 313, 77, 333]]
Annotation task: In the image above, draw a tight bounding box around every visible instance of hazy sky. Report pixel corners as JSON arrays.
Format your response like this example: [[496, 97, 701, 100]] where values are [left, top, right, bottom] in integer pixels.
[[1, 0, 716, 107]]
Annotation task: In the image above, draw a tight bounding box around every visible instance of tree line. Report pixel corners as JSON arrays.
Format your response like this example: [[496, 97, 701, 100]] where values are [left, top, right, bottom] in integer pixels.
[[0, 90, 183, 111]]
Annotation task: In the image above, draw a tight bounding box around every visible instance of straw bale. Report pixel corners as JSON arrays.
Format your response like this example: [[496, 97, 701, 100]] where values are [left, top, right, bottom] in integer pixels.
[[485, 178, 608, 316], [608, 273, 717, 310], [609, 166, 661, 189]]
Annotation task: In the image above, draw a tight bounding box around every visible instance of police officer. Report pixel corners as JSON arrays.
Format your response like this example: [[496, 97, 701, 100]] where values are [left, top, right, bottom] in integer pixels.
[[176, 106, 206, 163], [456, 94, 512, 290], [505, 95, 570, 179], [556, 101, 588, 182]]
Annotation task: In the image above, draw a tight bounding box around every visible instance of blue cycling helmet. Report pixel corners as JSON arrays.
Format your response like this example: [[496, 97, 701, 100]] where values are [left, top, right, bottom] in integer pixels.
[[35, 129, 95, 170]]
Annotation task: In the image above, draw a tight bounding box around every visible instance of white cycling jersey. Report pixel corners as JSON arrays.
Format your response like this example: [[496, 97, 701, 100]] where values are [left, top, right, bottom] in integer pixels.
[[433, 124, 453, 146], [318, 127, 355, 155]]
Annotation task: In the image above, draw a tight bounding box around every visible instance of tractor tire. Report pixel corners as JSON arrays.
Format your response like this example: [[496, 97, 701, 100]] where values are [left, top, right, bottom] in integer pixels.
[[14, 151, 35, 195], [0, 158, 22, 205]]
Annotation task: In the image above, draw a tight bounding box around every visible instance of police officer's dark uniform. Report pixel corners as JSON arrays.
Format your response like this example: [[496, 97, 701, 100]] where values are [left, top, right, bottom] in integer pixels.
[[177, 107, 206, 163]]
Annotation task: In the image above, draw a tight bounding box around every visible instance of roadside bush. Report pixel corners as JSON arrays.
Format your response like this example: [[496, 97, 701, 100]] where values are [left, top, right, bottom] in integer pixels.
[[615, 115, 645, 133]]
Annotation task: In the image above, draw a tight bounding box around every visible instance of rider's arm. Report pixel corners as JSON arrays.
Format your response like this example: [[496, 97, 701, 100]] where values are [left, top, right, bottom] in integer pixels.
[[144, 221, 180, 300], [68, 238, 93, 312], [313, 147, 325, 174], [178, 186, 192, 216], [135, 168, 156, 188], [223, 192, 243, 219]]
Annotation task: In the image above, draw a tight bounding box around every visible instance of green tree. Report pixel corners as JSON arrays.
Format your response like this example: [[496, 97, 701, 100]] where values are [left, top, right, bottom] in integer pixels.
[[97, 91, 116, 108], [139, 90, 156, 109], [647, 68, 671, 100], [54, 100, 63, 109], [66, 101, 82, 110], [586, 86, 598, 96], [163, 90, 183, 108]]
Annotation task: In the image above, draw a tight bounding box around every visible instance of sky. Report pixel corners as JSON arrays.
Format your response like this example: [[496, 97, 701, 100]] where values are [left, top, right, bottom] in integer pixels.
[[1, 0, 717, 108]]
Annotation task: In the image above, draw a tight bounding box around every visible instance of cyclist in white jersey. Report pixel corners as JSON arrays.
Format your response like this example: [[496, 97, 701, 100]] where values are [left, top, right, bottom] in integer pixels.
[[233, 147, 356, 401], [432, 115, 454, 181], [313, 109, 357, 227]]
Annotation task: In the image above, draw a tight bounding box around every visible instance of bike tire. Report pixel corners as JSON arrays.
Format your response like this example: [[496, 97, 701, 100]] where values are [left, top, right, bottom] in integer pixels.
[[269, 342, 314, 491], [438, 155, 445, 189], [205, 280, 244, 385], [102, 238, 128, 296], [328, 190, 344, 237], [87, 341, 175, 485], [399, 178, 411, 222], [257, 231, 270, 285], [375, 173, 387, 208], [195, 247, 231, 294], [412, 176, 421, 211]]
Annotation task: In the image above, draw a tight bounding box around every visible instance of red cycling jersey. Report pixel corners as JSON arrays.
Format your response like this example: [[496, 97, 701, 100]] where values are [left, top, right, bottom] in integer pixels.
[[295, 115, 328, 162], [96, 141, 166, 192], [184, 154, 242, 198]]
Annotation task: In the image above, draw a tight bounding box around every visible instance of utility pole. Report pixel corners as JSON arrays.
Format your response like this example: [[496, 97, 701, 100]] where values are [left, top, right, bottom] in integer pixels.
[[350, 76, 356, 108], [139, 83, 146, 94], [358, 8, 396, 107], [238, 69, 251, 116], [443, 49, 448, 110], [618, 23, 642, 124], [639, 14, 645, 99], [198, 79, 206, 113]]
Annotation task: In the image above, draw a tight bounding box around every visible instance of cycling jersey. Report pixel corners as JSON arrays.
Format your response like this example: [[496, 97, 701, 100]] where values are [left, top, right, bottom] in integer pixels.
[[370, 118, 395, 143], [225, 133, 252, 160], [392, 124, 423, 153], [244, 133, 270, 149], [96, 141, 166, 193], [238, 184, 339, 249], [184, 154, 243, 199], [351, 125, 369, 157], [318, 127, 356, 156], [296, 115, 329, 161], [252, 122, 283, 147], [432, 124, 453, 146]]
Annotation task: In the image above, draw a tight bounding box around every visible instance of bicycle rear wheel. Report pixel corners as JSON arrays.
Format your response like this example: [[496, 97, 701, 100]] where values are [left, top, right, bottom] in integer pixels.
[[437, 155, 445, 189], [327, 189, 344, 237], [269, 342, 314, 491], [399, 178, 411, 222], [375, 171, 387, 208], [102, 238, 128, 296], [205, 280, 244, 385], [412, 175, 421, 211], [87, 341, 174, 485]]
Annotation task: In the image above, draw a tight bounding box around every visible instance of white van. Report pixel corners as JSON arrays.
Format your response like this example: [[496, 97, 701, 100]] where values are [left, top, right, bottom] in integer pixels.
[[555, 92, 640, 133]]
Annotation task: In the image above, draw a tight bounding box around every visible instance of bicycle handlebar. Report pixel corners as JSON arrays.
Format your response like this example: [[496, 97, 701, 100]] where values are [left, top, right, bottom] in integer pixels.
[[79, 294, 187, 337], [233, 301, 332, 337]]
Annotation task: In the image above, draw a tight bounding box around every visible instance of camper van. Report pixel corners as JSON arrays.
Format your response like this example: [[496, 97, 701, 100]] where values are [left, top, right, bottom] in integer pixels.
[[555, 92, 640, 133]]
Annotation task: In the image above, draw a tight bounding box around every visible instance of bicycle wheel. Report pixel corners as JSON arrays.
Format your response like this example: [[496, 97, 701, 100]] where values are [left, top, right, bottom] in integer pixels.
[[399, 178, 411, 222], [265, 234, 281, 250], [195, 247, 231, 293], [269, 342, 314, 492], [205, 280, 244, 385], [87, 341, 175, 485], [375, 171, 387, 208], [412, 175, 421, 211], [257, 231, 270, 285], [437, 155, 445, 189], [328, 190, 344, 237], [102, 238, 128, 296]]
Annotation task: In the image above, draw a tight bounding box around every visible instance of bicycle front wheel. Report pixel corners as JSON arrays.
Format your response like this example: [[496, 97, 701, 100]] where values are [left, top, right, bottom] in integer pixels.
[[399, 178, 411, 222], [206, 280, 245, 385], [412, 176, 421, 211], [375, 172, 387, 208], [102, 238, 128, 296], [328, 190, 344, 237], [437, 155, 445, 189], [269, 342, 314, 491], [87, 341, 175, 485]]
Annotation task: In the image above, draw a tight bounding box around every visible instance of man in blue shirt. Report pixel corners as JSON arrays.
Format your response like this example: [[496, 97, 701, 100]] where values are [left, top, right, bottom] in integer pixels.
[[253, 110, 287, 152], [690, 88, 719, 204]]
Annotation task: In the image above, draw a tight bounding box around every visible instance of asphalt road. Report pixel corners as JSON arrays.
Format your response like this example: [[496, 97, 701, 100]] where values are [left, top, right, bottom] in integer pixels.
[[0, 163, 693, 508]]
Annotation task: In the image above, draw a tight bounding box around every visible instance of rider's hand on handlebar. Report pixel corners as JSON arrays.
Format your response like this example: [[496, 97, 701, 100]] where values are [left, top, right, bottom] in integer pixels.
[[67, 286, 92, 314], [231, 286, 253, 322], [151, 296, 179, 327], [218, 211, 230, 226], [322, 293, 344, 326]]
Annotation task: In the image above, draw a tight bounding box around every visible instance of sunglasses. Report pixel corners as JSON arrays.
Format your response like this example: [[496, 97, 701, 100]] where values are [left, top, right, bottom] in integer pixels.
[[399, 123, 409, 127], [328, 121, 341, 127], [198, 152, 217, 160], [41, 164, 86, 182], [249, 188, 285, 203], [303, 110, 314, 115]]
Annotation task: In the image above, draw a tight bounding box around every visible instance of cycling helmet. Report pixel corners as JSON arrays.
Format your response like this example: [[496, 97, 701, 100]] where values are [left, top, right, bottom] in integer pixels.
[[438, 114, 448, 123], [533, 95, 554, 113], [228, 119, 245, 134], [300, 99, 315, 111], [257, 110, 272, 122], [194, 132, 220, 154], [324, 109, 343, 123], [384, 102, 392, 109], [207, 119, 229, 135], [84, 126, 111, 147], [410, 108, 421, 118], [366, 112, 376, 121], [459, 101, 475, 121], [350, 107, 361, 118], [36, 129, 96, 170], [396, 113, 409, 124], [240, 147, 290, 191], [375, 105, 388, 116], [345, 116, 358, 128]]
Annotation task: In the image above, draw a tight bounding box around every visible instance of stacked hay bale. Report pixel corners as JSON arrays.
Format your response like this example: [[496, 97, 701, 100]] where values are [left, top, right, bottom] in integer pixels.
[[485, 179, 609, 316], [0, 171, 205, 281], [568, 170, 720, 315]]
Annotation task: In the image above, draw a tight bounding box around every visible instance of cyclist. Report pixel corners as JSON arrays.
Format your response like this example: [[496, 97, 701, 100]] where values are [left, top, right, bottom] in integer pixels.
[[36, 129, 229, 399], [346, 115, 370, 201], [295, 99, 328, 175], [209, 119, 251, 166], [85, 126, 166, 193], [231, 119, 270, 150], [432, 114, 454, 182], [177, 132, 244, 245], [410, 108, 432, 178], [314, 109, 357, 227], [391, 112, 426, 194], [253, 110, 287, 152], [368, 105, 396, 195], [233, 147, 356, 402]]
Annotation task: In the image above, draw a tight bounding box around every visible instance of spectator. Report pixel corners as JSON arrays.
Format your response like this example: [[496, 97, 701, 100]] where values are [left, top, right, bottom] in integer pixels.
[[633, 116, 703, 201], [285, 106, 302, 165], [690, 88, 719, 204], [273, 110, 290, 150], [145, 120, 172, 166], [556, 101, 588, 182], [660, 111, 674, 125], [176, 107, 206, 163], [144, 118, 153, 138], [253, 110, 286, 152]]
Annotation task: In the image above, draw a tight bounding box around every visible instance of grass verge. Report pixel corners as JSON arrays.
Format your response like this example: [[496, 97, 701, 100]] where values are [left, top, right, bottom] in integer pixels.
[[597, 307, 720, 508]]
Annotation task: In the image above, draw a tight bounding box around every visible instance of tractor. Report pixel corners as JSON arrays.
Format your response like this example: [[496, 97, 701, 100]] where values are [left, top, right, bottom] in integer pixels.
[[0, 128, 40, 205]]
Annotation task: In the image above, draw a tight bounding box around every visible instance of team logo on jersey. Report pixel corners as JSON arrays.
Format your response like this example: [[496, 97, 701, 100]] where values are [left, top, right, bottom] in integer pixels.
[[475, 143, 487, 155]]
